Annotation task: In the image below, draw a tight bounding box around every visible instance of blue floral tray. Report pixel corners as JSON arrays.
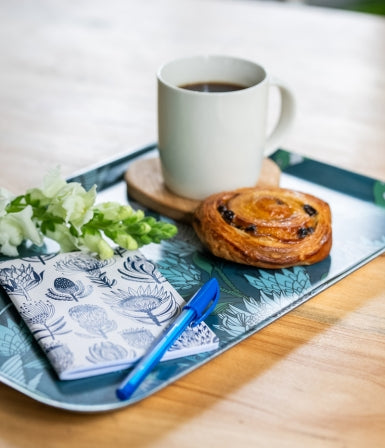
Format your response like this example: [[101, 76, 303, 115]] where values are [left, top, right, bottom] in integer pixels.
[[1, 144, 384, 412]]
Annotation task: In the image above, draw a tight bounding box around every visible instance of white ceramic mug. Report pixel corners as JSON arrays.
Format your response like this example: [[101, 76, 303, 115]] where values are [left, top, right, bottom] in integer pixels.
[[157, 55, 295, 200]]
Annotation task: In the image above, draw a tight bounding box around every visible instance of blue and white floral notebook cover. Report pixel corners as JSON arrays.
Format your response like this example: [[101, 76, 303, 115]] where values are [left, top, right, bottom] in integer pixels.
[[0, 250, 219, 380]]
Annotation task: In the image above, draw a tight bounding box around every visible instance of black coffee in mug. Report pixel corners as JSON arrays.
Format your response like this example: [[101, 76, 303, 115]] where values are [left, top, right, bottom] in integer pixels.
[[179, 81, 247, 93]]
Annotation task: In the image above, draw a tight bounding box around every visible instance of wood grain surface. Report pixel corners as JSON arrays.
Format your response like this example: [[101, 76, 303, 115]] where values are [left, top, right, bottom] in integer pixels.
[[0, 0, 384, 447]]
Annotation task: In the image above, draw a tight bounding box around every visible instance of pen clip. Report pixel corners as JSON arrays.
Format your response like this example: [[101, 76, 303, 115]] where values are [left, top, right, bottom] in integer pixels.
[[184, 278, 220, 326]]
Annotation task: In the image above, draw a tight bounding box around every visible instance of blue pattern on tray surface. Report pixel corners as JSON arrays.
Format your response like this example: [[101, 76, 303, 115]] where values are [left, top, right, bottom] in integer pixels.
[[0, 146, 384, 411]]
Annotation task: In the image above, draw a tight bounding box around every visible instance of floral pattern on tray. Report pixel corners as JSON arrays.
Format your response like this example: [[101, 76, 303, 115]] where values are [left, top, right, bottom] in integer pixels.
[[0, 146, 384, 411], [0, 249, 219, 380]]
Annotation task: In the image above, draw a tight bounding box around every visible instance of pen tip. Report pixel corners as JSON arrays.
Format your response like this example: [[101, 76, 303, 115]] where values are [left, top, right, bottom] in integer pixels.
[[208, 278, 219, 288], [116, 383, 136, 401], [210, 278, 220, 293]]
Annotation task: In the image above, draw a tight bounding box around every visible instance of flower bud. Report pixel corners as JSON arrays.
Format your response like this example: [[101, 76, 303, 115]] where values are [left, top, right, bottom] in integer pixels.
[[115, 233, 138, 250], [95, 202, 133, 221]]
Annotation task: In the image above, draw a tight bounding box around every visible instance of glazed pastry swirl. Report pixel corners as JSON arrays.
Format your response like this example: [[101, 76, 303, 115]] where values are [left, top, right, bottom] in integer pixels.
[[193, 187, 332, 268]]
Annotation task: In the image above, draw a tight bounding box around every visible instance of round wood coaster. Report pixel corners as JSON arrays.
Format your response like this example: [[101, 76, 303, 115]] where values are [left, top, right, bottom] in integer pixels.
[[125, 156, 281, 222]]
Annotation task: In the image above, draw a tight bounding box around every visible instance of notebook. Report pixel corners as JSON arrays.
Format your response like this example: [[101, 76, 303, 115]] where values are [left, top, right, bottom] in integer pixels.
[[0, 249, 219, 380]]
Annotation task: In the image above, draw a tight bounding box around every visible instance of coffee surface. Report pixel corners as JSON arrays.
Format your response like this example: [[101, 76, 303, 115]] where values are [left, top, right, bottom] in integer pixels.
[[179, 81, 247, 93]]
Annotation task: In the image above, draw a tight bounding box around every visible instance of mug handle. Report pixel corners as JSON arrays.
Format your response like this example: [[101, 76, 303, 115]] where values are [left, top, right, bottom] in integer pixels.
[[265, 76, 296, 155]]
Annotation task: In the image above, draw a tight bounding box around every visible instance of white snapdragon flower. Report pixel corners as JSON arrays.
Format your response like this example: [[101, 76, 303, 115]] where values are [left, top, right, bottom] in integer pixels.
[[44, 223, 78, 253], [41, 166, 67, 197], [27, 168, 97, 232], [0, 188, 14, 217], [47, 182, 97, 232], [0, 206, 43, 257], [0, 167, 177, 259], [27, 167, 67, 205]]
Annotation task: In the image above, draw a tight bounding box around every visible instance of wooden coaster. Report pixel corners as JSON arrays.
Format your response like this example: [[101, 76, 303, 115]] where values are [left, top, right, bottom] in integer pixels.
[[125, 157, 281, 222]]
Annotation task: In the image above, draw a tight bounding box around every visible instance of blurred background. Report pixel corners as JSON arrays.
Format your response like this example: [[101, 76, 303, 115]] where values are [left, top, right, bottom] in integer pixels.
[[255, 0, 385, 15]]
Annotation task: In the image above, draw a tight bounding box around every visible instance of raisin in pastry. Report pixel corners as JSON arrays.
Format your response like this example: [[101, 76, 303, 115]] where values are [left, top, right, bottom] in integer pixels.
[[193, 187, 332, 268]]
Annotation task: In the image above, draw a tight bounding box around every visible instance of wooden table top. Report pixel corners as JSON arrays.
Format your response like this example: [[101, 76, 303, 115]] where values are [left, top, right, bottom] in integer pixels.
[[0, 0, 384, 446]]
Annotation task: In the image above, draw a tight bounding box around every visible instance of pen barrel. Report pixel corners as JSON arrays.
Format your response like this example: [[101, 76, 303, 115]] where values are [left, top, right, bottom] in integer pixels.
[[117, 309, 195, 399]]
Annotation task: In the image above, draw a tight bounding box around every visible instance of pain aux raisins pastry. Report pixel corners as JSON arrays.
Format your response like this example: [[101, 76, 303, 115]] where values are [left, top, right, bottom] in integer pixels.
[[193, 187, 332, 269]]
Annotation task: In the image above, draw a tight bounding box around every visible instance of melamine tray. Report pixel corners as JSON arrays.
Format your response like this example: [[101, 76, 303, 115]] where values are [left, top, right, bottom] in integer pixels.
[[1, 144, 384, 412]]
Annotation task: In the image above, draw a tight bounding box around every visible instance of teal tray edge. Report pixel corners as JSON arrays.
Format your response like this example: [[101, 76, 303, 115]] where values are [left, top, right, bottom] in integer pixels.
[[0, 144, 384, 412]]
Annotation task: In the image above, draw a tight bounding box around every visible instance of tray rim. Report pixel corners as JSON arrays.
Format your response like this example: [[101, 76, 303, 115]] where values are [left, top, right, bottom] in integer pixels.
[[0, 143, 384, 412]]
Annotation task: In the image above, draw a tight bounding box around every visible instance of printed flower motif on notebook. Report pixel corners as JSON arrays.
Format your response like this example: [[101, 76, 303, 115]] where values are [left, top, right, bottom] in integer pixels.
[[0, 264, 44, 300], [53, 255, 117, 288], [0, 249, 219, 380], [19, 299, 71, 342], [102, 285, 179, 326]]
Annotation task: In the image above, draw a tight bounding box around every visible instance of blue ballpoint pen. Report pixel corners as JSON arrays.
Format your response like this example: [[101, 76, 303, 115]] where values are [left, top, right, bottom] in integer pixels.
[[116, 278, 220, 400]]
